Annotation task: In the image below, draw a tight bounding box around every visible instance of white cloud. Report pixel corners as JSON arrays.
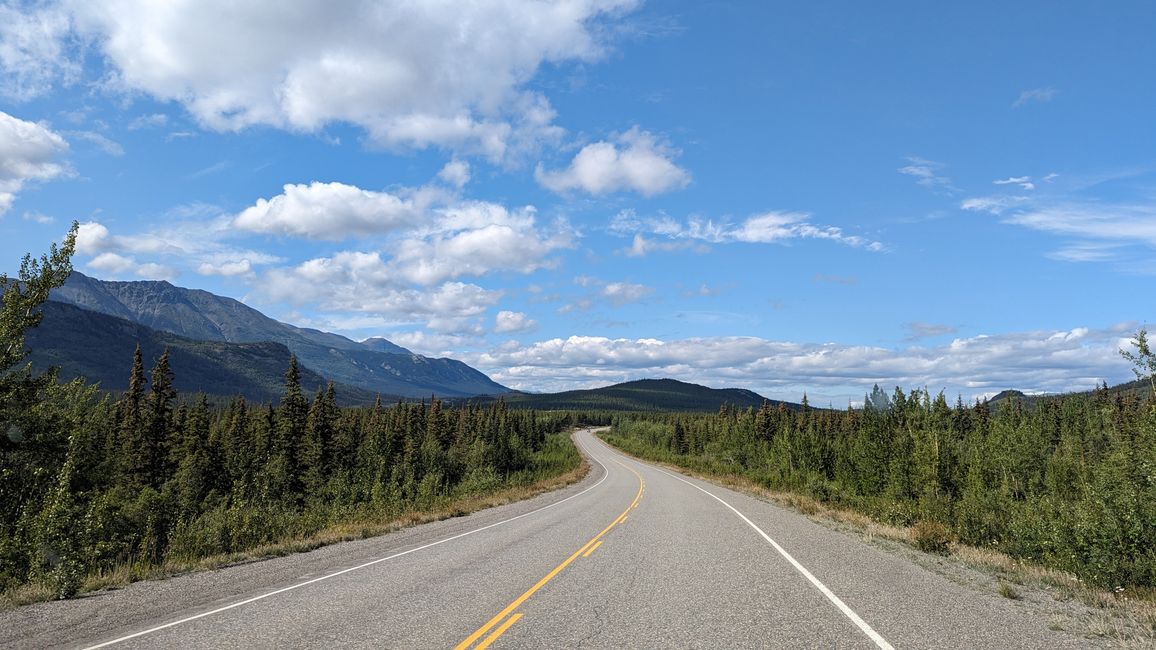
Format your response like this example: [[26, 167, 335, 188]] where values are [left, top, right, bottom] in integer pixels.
[[127, 113, 168, 130], [75, 216, 282, 282], [1003, 203, 1156, 248], [0, 111, 69, 213], [494, 310, 538, 334], [232, 181, 420, 240], [87, 251, 134, 274], [0, 4, 79, 100], [601, 281, 652, 306], [259, 250, 502, 333], [10, 0, 639, 159], [620, 233, 700, 257], [960, 195, 1030, 215], [898, 156, 957, 193], [1013, 87, 1058, 108], [86, 251, 177, 279], [66, 130, 124, 156], [535, 126, 690, 196], [22, 210, 53, 224], [390, 203, 573, 285], [437, 159, 471, 188], [465, 324, 1136, 403], [612, 211, 884, 252], [993, 175, 1034, 190], [197, 259, 252, 276]]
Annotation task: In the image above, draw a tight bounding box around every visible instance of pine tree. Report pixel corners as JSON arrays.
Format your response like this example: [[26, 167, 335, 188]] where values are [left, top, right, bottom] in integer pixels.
[[277, 355, 309, 499], [143, 348, 176, 488], [119, 345, 148, 485]]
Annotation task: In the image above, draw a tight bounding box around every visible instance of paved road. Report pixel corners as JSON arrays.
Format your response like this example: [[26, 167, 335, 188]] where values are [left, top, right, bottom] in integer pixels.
[[3, 428, 1098, 649]]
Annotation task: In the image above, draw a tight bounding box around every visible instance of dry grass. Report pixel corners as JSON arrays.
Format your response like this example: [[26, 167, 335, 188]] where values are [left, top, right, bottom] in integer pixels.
[[602, 439, 1156, 646], [0, 455, 589, 611]]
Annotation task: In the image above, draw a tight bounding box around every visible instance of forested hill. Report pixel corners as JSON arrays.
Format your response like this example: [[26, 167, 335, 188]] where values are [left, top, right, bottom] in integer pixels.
[[985, 378, 1154, 409], [26, 301, 378, 404], [49, 272, 509, 399], [480, 378, 798, 412]]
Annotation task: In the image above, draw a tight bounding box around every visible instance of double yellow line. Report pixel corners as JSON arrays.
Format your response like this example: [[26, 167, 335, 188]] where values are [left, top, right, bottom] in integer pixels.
[[455, 461, 645, 650]]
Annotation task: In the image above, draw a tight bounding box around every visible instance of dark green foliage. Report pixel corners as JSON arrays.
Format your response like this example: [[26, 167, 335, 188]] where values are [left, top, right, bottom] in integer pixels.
[[0, 352, 579, 597], [604, 387, 1156, 589]]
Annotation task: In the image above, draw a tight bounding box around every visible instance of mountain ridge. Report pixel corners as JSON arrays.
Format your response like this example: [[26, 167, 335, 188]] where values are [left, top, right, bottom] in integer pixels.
[[49, 272, 508, 398], [27, 301, 378, 404]]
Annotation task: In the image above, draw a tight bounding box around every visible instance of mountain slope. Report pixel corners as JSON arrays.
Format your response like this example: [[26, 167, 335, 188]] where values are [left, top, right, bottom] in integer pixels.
[[50, 272, 507, 398], [27, 301, 377, 404], [481, 378, 798, 412]]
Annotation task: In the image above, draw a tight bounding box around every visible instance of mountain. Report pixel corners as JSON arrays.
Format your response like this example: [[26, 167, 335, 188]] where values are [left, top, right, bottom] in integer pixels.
[[477, 378, 798, 412], [49, 272, 508, 398], [26, 301, 377, 404]]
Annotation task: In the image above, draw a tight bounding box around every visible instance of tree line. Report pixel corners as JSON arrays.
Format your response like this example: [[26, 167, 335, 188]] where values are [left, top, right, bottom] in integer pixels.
[[0, 226, 582, 599], [604, 382, 1155, 590]]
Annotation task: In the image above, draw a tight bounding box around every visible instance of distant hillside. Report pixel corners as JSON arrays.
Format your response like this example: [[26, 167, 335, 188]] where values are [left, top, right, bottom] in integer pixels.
[[479, 378, 798, 412], [27, 301, 379, 404], [987, 378, 1154, 409], [51, 272, 508, 398]]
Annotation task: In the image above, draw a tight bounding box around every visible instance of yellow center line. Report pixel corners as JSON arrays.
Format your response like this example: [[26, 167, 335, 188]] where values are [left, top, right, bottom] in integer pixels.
[[474, 613, 523, 650], [581, 540, 603, 558], [454, 459, 644, 650]]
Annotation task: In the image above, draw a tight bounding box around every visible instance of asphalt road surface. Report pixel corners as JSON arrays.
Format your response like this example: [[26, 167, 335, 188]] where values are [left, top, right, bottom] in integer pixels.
[[3, 428, 1099, 649]]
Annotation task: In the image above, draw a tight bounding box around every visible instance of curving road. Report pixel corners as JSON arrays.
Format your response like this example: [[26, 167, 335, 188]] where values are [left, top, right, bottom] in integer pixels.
[[2, 429, 1098, 649]]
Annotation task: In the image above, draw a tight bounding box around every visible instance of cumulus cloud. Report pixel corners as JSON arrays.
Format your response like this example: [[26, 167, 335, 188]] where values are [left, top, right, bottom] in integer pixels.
[[611, 210, 883, 252], [75, 215, 281, 281], [464, 325, 1136, 403], [87, 250, 177, 280], [437, 160, 471, 188], [233, 182, 420, 240], [259, 251, 501, 333], [391, 203, 572, 285], [230, 181, 573, 284], [5, 0, 639, 158], [197, 259, 252, 277], [0, 111, 69, 213], [535, 127, 690, 196], [601, 281, 652, 306], [494, 310, 538, 334], [1013, 87, 1057, 108]]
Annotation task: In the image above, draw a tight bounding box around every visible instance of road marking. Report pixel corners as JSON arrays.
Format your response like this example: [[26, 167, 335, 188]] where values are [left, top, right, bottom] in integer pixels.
[[596, 437, 895, 650], [581, 540, 603, 558], [81, 430, 613, 650], [455, 459, 644, 650], [475, 612, 522, 650]]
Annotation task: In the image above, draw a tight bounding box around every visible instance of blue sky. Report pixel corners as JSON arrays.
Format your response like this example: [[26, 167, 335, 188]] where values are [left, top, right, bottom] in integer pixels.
[[2, 1, 1154, 404]]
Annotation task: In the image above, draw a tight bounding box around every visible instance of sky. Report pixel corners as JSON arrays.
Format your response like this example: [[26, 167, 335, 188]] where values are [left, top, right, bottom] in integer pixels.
[[1, 1, 1154, 406]]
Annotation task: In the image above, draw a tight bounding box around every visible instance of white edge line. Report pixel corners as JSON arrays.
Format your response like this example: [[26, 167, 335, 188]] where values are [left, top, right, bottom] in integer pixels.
[[83, 429, 612, 650], [591, 434, 895, 650]]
